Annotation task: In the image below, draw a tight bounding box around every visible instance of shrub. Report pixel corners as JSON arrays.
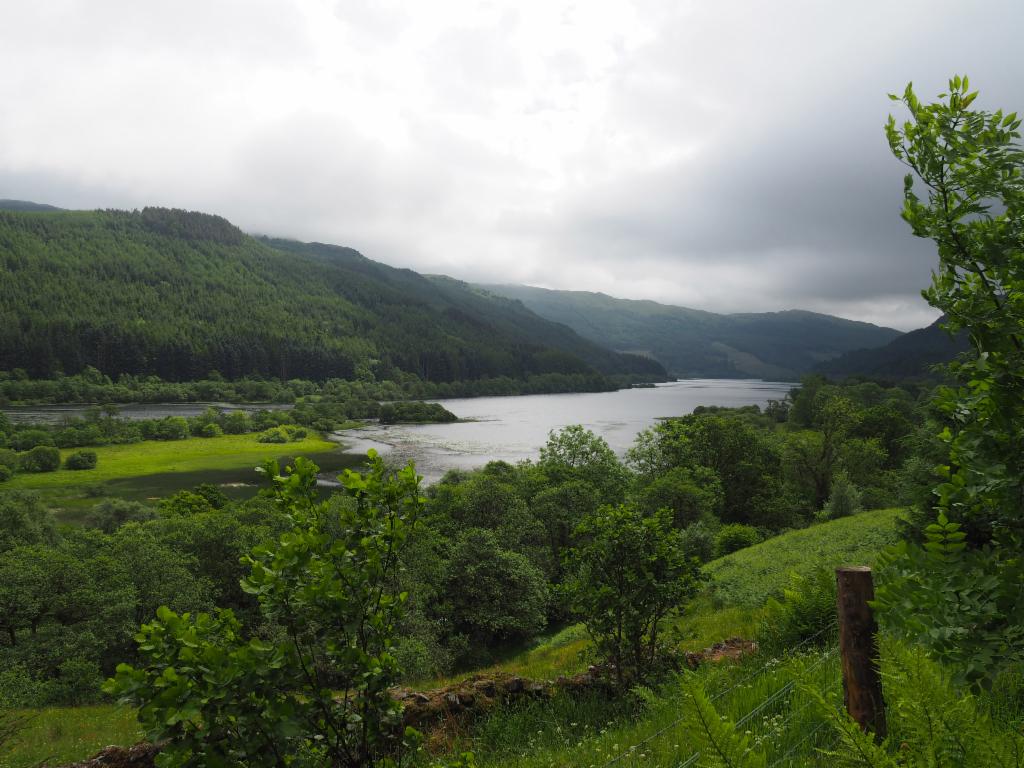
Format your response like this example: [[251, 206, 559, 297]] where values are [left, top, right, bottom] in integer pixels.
[[220, 411, 253, 434], [0, 448, 17, 472], [8, 428, 54, 451], [0, 664, 50, 708], [108, 453, 424, 766], [256, 424, 307, 443], [821, 471, 861, 520], [715, 523, 761, 557], [143, 416, 189, 440], [159, 490, 215, 517], [18, 445, 61, 472], [64, 449, 98, 470], [0, 465, 11, 482], [197, 422, 223, 438], [679, 520, 717, 564], [53, 659, 104, 705], [441, 528, 550, 648], [194, 482, 229, 509], [84, 498, 156, 533]]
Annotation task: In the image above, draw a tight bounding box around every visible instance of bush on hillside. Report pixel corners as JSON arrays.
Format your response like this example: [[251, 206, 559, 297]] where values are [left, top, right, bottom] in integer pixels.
[[8, 428, 54, 452], [256, 424, 307, 443], [197, 422, 223, 438], [159, 490, 215, 517], [820, 471, 861, 521], [565, 505, 703, 684], [679, 520, 717, 563], [18, 445, 60, 472], [64, 450, 98, 470], [141, 416, 189, 440], [0, 448, 17, 472], [715, 523, 761, 557], [0, 465, 11, 483], [84, 499, 156, 533]]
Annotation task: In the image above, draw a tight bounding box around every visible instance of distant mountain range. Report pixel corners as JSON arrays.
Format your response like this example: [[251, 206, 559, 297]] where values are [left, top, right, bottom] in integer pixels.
[[0, 205, 662, 382], [478, 284, 903, 379], [815, 316, 969, 380]]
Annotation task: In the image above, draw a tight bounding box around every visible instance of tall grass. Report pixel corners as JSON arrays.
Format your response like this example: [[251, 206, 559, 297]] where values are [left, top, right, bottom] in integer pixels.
[[0, 705, 141, 768], [703, 508, 905, 608]]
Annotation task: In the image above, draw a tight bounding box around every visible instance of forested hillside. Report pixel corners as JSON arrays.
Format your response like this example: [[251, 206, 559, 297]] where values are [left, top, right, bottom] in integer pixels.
[[815, 316, 968, 380], [0, 199, 62, 212], [0, 208, 663, 383], [479, 284, 903, 378]]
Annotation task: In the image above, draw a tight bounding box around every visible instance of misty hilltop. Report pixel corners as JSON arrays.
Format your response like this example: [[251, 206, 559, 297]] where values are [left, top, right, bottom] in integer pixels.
[[477, 284, 903, 380]]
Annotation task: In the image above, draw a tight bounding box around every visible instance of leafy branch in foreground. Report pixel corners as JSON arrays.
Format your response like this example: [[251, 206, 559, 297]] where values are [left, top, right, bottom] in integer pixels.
[[875, 76, 1024, 684], [106, 451, 425, 767]]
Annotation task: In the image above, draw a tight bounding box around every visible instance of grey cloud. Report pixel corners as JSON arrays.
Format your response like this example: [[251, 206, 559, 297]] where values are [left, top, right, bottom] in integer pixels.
[[1, 0, 1021, 332]]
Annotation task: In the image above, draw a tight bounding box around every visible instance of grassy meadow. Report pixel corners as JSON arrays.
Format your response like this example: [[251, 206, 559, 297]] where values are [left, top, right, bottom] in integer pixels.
[[5, 433, 338, 491], [0, 706, 142, 768], [2, 433, 349, 521]]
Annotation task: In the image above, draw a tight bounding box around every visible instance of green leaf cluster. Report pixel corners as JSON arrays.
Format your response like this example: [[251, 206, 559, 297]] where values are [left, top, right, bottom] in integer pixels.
[[877, 77, 1024, 682], [106, 451, 425, 767]]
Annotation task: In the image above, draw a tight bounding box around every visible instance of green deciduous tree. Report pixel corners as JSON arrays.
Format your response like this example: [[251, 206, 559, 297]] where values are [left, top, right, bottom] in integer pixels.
[[875, 77, 1024, 682], [441, 528, 549, 647], [564, 505, 702, 685], [107, 452, 424, 767], [539, 425, 629, 503]]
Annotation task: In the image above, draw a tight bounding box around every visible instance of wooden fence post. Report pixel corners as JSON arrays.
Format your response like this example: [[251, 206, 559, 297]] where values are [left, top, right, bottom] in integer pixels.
[[836, 566, 887, 740]]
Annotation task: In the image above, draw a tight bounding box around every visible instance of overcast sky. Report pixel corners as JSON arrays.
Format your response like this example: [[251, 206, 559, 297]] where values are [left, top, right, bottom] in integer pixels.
[[1, 1, 1021, 330]]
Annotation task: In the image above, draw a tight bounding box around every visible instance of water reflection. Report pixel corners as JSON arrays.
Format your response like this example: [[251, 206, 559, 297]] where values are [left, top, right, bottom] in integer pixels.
[[336, 379, 793, 484]]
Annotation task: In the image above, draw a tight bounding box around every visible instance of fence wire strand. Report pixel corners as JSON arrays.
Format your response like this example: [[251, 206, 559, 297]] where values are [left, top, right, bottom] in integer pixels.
[[594, 624, 841, 768]]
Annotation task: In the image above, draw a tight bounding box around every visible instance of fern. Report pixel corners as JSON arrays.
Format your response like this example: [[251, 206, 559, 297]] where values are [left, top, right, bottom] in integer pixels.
[[881, 638, 1024, 767], [798, 684, 898, 768], [680, 678, 767, 768]]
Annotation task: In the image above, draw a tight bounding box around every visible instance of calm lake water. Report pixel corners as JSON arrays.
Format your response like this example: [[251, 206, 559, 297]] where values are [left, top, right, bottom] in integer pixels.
[[337, 379, 793, 484], [2, 380, 792, 496]]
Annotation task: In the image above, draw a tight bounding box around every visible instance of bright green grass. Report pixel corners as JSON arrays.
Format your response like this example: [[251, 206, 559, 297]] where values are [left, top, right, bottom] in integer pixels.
[[3, 433, 337, 491], [0, 705, 141, 768], [703, 507, 906, 608]]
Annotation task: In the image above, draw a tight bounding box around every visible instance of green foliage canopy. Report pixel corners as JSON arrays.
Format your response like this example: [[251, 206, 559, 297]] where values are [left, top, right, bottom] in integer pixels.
[[108, 452, 424, 767], [875, 77, 1024, 683]]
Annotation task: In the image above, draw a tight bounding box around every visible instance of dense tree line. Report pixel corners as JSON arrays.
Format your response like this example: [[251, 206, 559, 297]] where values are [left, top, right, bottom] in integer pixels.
[[0, 208, 663, 383], [0, 376, 929, 706], [0, 367, 650, 407]]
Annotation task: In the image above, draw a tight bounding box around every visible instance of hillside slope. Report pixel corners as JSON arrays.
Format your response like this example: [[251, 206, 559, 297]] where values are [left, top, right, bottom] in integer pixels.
[[0, 208, 663, 382], [477, 284, 902, 379], [0, 199, 63, 212], [815, 316, 969, 380]]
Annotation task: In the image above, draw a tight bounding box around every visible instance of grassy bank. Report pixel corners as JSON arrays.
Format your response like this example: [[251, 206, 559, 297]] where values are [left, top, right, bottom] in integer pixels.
[[704, 507, 905, 607], [0, 706, 141, 768], [4, 433, 338, 491]]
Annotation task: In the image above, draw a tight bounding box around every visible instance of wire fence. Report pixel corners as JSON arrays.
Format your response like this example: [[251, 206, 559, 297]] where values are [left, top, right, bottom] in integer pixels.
[[593, 622, 844, 768]]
